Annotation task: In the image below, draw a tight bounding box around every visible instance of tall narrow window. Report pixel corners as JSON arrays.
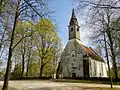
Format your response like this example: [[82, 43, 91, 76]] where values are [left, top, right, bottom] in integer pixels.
[[72, 54, 74, 57], [71, 27, 73, 31], [77, 27, 79, 31], [71, 51, 75, 57], [101, 63, 103, 76], [94, 61, 97, 75]]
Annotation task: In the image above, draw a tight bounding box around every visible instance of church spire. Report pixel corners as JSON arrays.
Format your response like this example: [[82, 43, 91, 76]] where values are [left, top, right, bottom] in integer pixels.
[[71, 8, 76, 19], [69, 8, 78, 25], [68, 8, 80, 40]]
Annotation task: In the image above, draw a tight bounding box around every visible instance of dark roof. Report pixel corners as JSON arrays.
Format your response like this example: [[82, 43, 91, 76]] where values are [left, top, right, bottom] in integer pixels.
[[71, 8, 76, 19], [80, 44, 105, 62], [69, 8, 78, 25]]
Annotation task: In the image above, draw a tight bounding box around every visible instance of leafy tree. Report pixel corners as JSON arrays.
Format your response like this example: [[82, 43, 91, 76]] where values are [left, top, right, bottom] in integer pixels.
[[10, 64, 21, 79], [34, 19, 61, 77], [0, 0, 4, 13], [2, 0, 50, 89], [13, 21, 34, 78], [0, 58, 2, 65], [27, 61, 39, 77]]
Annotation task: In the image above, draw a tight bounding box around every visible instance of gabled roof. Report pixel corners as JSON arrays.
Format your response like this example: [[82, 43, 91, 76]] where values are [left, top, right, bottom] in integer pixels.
[[76, 39, 105, 62], [80, 44, 105, 62]]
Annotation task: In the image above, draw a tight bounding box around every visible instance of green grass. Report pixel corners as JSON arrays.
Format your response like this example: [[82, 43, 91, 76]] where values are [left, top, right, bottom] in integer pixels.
[[81, 87, 120, 90], [53, 79, 120, 85], [0, 85, 17, 90], [100, 88, 120, 90]]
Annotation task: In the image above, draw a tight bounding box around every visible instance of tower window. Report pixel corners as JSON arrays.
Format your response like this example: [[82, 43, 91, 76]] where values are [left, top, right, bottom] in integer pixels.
[[72, 54, 74, 57], [71, 28, 73, 31], [77, 28, 79, 31]]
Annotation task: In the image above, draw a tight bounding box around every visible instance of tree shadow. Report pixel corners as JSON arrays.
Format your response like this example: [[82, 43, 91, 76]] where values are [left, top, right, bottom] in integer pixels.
[[28, 86, 101, 90]]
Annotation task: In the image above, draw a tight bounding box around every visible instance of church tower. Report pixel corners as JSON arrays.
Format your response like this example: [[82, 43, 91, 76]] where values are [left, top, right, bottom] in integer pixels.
[[68, 9, 80, 40], [57, 9, 107, 79]]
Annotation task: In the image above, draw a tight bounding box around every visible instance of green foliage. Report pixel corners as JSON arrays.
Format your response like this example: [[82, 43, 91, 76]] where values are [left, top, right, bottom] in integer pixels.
[[43, 61, 54, 76], [0, 68, 5, 77], [11, 18, 61, 78], [0, 58, 4, 77], [0, 85, 17, 90], [0, 58, 2, 65], [12, 21, 35, 78], [110, 67, 120, 79], [11, 64, 21, 79], [34, 18, 61, 76], [27, 61, 39, 77], [14, 21, 34, 43], [0, 71, 3, 77], [0, 0, 4, 14]]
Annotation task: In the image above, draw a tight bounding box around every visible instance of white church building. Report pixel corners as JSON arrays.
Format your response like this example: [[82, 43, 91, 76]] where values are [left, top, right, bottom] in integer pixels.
[[57, 9, 107, 78]]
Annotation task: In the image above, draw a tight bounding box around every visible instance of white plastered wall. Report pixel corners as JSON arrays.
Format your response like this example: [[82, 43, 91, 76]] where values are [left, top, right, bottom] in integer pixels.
[[89, 58, 107, 77]]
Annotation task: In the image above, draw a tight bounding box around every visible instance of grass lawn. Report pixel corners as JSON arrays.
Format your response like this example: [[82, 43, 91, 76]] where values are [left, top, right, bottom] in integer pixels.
[[78, 87, 120, 90], [90, 87, 120, 90], [99, 87, 120, 90], [0, 85, 17, 90], [53, 79, 120, 85]]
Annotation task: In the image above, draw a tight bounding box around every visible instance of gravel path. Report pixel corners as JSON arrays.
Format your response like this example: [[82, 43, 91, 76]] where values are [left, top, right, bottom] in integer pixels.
[[0, 80, 120, 90]]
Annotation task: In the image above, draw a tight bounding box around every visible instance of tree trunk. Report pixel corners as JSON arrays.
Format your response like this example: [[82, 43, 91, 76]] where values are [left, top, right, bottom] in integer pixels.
[[107, 30, 118, 80], [56, 61, 61, 79], [26, 50, 31, 77], [2, 1, 20, 89], [21, 38, 26, 78], [26, 37, 32, 77], [21, 54, 25, 78], [40, 65, 44, 77], [104, 33, 113, 88], [26, 59, 29, 77]]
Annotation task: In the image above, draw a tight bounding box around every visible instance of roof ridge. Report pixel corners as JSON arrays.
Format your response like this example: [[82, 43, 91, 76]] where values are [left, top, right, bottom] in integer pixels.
[[89, 47, 105, 62]]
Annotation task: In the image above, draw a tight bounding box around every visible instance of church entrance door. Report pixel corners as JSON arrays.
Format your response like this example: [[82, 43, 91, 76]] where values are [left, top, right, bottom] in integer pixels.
[[72, 73, 76, 78], [83, 60, 89, 78]]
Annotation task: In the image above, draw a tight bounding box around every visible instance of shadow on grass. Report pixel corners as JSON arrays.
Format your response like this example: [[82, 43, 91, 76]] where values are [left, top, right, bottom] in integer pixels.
[[28, 86, 100, 90], [52, 79, 120, 85], [0, 85, 17, 90], [28, 86, 120, 90]]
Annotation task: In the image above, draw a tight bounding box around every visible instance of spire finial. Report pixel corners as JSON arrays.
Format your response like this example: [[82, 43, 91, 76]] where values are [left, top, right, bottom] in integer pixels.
[[71, 8, 76, 19], [69, 8, 78, 25]]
